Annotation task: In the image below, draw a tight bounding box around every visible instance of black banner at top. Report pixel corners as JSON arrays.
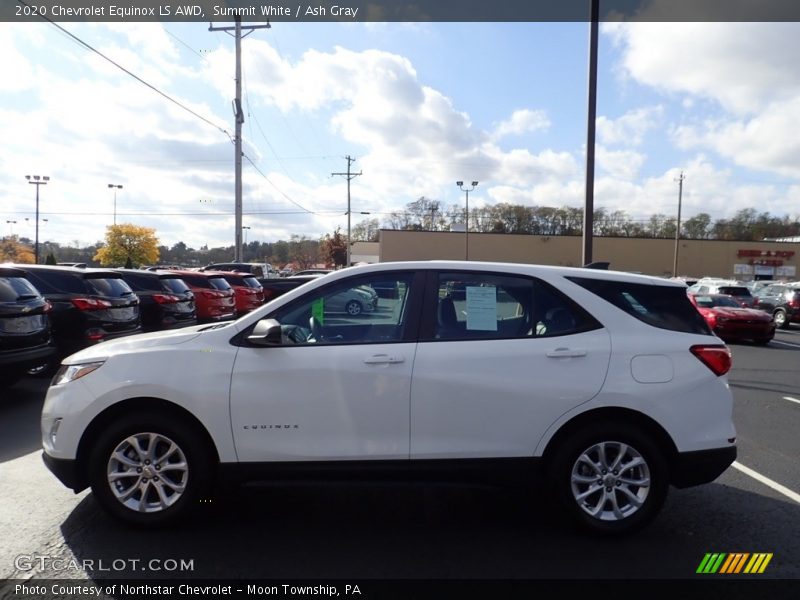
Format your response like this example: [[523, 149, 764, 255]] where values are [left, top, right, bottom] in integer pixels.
[[3, 0, 800, 23]]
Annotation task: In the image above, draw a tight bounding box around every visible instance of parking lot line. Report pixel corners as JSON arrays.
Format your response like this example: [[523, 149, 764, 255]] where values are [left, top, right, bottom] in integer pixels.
[[732, 461, 800, 505], [769, 340, 800, 349], [782, 396, 800, 406]]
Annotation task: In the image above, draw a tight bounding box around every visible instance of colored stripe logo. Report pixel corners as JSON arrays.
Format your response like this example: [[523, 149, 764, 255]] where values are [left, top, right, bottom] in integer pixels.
[[697, 553, 773, 574]]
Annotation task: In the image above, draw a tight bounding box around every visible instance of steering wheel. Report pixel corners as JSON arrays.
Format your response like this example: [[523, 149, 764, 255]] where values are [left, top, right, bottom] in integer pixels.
[[308, 316, 324, 343]]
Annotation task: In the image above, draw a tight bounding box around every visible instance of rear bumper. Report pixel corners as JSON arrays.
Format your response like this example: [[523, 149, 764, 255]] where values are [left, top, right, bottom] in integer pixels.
[[671, 446, 737, 488], [0, 343, 55, 371], [42, 452, 86, 492]]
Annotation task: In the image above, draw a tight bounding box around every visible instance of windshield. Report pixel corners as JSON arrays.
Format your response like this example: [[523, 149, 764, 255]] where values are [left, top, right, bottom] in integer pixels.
[[694, 295, 740, 308]]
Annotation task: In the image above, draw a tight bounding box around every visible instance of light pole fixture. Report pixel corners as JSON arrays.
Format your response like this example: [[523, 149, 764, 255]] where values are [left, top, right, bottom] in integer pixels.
[[108, 184, 123, 225], [457, 181, 478, 260], [25, 174, 50, 264], [6, 220, 17, 235], [241, 225, 251, 249]]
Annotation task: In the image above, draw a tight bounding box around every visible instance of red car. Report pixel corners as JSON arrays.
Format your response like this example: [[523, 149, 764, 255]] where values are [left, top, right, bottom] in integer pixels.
[[689, 293, 775, 345], [165, 270, 236, 323], [210, 271, 265, 315]]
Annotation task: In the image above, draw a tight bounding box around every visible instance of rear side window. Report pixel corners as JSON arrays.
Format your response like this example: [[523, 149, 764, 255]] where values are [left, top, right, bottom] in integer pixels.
[[181, 275, 213, 289], [23, 270, 86, 294], [85, 276, 135, 297], [429, 272, 601, 341], [119, 272, 161, 292], [241, 276, 262, 289], [0, 276, 41, 301], [161, 277, 191, 294], [208, 277, 233, 291], [568, 277, 711, 335], [718, 286, 751, 298]]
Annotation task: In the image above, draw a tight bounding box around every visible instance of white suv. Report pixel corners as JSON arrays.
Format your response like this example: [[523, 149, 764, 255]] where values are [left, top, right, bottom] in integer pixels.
[[41, 261, 736, 534]]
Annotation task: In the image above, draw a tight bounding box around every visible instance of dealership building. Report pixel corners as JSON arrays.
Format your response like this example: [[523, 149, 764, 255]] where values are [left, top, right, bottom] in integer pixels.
[[363, 230, 800, 281]]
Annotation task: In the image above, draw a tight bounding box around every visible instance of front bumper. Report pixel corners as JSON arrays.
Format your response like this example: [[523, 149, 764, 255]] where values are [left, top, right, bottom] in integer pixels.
[[41, 452, 86, 492], [671, 446, 737, 488]]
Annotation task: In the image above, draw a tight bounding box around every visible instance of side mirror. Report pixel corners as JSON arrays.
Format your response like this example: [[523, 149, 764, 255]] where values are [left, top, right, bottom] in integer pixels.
[[247, 318, 283, 346]]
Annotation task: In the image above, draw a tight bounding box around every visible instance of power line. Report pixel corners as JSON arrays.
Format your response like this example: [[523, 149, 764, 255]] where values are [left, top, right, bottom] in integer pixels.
[[22, 5, 234, 142], [242, 153, 317, 215]]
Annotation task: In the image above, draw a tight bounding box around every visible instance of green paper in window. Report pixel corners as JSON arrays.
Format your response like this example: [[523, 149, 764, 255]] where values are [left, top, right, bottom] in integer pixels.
[[312, 297, 324, 324]]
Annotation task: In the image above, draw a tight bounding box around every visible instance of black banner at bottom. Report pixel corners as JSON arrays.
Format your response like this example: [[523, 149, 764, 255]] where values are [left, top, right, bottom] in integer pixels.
[[1, 579, 797, 600]]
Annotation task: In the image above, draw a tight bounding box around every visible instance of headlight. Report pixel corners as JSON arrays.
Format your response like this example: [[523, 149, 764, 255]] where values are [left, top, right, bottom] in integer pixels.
[[52, 361, 105, 385]]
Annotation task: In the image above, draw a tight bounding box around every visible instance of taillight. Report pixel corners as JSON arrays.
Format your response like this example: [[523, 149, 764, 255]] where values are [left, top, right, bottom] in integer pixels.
[[200, 291, 222, 299], [705, 312, 717, 329], [691, 345, 732, 377], [71, 298, 112, 311], [152, 294, 180, 304], [789, 296, 800, 309]]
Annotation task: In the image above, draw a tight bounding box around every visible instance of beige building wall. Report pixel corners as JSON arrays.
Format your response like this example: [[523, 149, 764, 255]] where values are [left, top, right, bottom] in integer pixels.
[[379, 230, 800, 280]]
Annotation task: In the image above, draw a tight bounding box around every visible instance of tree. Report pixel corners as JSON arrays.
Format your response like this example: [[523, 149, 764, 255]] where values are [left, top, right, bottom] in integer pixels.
[[93, 224, 160, 267], [0, 236, 35, 263], [45, 252, 57, 265], [320, 228, 348, 268], [682, 213, 711, 239], [351, 218, 381, 242], [288, 235, 319, 269]]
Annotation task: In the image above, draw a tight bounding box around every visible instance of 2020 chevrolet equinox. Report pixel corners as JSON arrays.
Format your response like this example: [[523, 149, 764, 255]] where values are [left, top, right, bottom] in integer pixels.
[[41, 261, 736, 534]]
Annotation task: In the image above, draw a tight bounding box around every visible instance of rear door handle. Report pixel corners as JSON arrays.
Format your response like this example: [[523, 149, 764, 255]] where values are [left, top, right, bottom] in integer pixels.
[[363, 354, 405, 365], [546, 348, 587, 358]]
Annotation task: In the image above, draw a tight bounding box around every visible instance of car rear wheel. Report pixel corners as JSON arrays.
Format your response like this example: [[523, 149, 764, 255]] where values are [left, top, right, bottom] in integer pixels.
[[88, 412, 213, 526], [345, 300, 363, 316], [551, 423, 668, 535], [773, 309, 789, 329]]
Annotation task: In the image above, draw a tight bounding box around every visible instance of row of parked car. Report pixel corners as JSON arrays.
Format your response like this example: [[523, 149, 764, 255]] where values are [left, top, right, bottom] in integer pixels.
[[684, 277, 800, 344], [0, 264, 273, 387]]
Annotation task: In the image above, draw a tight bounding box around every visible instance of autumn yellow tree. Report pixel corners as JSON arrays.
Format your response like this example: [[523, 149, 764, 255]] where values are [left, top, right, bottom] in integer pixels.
[[93, 224, 159, 267], [0, 236, 35, 263]]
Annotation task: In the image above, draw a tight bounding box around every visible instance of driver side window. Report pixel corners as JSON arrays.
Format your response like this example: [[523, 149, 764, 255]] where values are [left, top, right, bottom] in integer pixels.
[[269, 272, 414, 345]]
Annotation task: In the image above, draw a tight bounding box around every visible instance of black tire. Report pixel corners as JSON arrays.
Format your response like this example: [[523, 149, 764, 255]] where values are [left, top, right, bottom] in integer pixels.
[[550, 422, 669, 536], [773, 309, 789, 329], [345, 300, 362, 316], [88, 411, 214, 527]]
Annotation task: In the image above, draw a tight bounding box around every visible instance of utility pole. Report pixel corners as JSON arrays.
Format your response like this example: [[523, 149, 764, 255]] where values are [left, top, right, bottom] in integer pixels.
[[332, 156, 362, 267], [25, 174, 50, 264], [582, 0, 599, 266], [210, 16, 271, 262], [673, 171, 685, 278]]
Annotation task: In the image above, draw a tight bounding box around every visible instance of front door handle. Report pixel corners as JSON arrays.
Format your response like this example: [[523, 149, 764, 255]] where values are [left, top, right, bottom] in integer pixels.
[[546, 348, 587, 358], [363, 354, 404, 364]]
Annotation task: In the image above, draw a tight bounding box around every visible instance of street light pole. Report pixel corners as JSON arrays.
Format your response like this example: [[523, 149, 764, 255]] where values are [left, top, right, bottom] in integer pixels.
[[25, 175, 50, 264], [242, 225, 251, 253], [673, 172, 685, 278], [457, 181, 478, 260], [6, 220, 17, 236], [108, 184, 123, 225]]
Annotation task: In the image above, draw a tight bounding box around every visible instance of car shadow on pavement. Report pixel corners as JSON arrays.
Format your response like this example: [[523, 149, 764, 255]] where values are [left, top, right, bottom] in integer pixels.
[[57, 479, 800, 581], [0, 377, 49, 463]]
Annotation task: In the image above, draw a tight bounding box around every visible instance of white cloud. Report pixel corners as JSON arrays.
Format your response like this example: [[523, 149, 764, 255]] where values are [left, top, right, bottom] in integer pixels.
[[604, 22, 800, 115], [492, 109, 550, 141], [596, 146, 646, 180], [596, 106, 662, 147]]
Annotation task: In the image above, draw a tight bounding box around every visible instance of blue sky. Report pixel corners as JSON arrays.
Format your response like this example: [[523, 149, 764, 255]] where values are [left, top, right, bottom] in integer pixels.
[[2, 21, 799, 249]]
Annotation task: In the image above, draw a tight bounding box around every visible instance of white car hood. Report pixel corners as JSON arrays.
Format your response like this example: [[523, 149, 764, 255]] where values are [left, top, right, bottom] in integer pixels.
[[61, 324, 214, 364]]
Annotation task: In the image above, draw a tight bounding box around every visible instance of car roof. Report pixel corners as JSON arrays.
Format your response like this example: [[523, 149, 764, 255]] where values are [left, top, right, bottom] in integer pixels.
[[10, 264, 121, 278], [331, 261, 688, 288]]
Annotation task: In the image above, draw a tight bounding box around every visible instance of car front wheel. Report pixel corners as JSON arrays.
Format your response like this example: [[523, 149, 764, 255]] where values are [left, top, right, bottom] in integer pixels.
[[345, 300, 363, 316], [88, 412, 213, 526], [552, 423, 668, 535], [773, 309, 788, 329]]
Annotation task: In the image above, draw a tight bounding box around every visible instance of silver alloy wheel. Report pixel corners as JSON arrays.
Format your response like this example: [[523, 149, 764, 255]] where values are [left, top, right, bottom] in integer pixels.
[[570, 441, 651, 522], [106, 432, 189, 513], [346, 300, 362, 315], [774, 310, 786, 327]]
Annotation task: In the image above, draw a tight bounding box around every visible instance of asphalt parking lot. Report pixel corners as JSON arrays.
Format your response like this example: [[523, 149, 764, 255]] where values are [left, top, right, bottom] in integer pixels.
[[1, 329, 798, 587]]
